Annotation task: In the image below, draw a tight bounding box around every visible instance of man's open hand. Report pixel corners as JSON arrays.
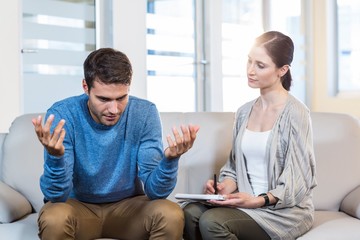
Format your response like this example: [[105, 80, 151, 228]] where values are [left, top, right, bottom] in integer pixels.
[[32, 114, 66, 157], [164, 124, 200, 159]]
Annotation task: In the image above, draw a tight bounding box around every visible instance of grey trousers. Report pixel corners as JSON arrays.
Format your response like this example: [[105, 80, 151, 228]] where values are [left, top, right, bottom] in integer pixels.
[[183, 202, 270, 240], [38, 195, 184, 240]]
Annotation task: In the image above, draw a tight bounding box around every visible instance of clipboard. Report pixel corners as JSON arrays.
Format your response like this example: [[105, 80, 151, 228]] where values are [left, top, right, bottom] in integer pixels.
[[175, 193, 225, 201]]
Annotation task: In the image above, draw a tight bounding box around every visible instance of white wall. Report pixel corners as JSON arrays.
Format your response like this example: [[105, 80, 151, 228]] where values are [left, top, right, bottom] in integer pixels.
[[1, 0, 358, 133], [112, 0, 147, 99], [0, 0, 22, 132], [311, 0, 360, 118], [0, 0, 148, 133]]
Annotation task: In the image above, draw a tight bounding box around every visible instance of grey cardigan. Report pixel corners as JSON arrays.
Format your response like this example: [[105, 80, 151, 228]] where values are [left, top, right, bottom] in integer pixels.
[[220, 94, 317, 240]]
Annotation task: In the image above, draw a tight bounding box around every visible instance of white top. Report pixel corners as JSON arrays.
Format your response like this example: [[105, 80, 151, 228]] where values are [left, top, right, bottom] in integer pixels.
[[220, 95, 317, 239], [241, 128, 270, 196]]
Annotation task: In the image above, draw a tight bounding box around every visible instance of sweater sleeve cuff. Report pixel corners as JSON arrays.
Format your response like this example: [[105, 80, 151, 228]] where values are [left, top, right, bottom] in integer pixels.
[[46, 154, 66, 168], [161, 157, 179, 173]]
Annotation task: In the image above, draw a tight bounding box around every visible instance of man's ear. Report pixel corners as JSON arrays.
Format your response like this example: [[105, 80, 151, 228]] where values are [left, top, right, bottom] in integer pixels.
[[82, 79, 89, 95]]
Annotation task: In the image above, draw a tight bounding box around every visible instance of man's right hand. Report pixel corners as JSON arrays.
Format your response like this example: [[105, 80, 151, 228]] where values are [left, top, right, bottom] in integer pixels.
[[32, 114, 66, 157]]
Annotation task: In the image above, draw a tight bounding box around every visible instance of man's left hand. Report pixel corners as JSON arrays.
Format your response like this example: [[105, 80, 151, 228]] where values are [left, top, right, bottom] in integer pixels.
[[164, 124, 200, 159]]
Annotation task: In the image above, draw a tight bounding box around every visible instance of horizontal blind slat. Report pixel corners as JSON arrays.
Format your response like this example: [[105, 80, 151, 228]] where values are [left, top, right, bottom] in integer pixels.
[[22, 49, 91, 66], [22, 21, 95, 44], [23, 0, 94, 21]]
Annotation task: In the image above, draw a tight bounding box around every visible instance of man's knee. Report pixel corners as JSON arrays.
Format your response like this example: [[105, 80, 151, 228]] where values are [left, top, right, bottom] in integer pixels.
[[38, 202, 77, 238], [145, 199, 184, 239], [146, 199, 184, 233], [39, 202, 76, 224], [151, 199, 184, 223]]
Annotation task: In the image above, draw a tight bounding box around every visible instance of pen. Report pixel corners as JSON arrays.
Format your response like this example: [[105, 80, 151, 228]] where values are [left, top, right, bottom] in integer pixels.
[[213, 174, 217, 194]]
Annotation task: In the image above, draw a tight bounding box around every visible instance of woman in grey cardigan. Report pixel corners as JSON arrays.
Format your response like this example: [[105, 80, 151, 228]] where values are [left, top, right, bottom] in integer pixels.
[[183, 31, 317, 240]]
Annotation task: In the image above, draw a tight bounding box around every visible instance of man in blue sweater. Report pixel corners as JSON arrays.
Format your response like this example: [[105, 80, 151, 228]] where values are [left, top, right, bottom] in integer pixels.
[[32, 48, 200, 240]]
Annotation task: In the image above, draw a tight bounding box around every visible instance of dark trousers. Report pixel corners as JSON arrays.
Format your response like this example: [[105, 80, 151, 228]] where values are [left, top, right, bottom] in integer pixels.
[[183, 202, 270, 240]]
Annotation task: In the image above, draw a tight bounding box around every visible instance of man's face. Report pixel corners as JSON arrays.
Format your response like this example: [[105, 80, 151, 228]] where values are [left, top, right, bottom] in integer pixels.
[[83, 79, 130, 126]]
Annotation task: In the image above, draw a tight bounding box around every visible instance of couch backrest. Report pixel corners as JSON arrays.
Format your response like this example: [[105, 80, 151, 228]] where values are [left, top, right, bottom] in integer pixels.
[[160, 112, 235, 201], [167, 112, 360, 210], [1, 113, 45, 212], [0, 112, 235, 212], [310, 112, 360, 211], [1, 111, 359, 213]]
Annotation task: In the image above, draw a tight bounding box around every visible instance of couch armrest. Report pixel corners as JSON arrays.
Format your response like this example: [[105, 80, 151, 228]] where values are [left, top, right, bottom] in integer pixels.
[[340, 185, 360, 219], [0, 181, 32, 223]]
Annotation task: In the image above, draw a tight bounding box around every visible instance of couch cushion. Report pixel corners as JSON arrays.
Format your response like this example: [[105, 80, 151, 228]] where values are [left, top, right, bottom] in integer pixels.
[[340, 185, 360, 219], [1, 113, 45, 213], [297, 211, 360, 240], [0, 213, 39, 240], [311, 112, 360, 211], [0, 181, 32, 223]]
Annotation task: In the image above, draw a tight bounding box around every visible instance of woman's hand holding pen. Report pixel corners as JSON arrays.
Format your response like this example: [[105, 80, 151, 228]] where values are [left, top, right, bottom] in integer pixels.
[[205, 177, 265, 208], [205, 178, 237, 195], [165, 124, 200, 160], [205, 177, 275, 208]]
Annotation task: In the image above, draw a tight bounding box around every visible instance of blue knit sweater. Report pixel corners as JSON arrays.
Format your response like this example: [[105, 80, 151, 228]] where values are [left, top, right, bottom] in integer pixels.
[[40, 94, 179, 203]]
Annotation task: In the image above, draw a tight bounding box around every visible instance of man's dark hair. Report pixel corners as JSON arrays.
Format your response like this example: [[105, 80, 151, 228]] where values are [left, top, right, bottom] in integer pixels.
[[83, 48, 133, 91]]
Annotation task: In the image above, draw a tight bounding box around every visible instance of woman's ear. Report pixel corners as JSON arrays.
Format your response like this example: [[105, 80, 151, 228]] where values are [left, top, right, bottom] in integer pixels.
[[279, 65, 290, 77], [82, 79, 89, 95]]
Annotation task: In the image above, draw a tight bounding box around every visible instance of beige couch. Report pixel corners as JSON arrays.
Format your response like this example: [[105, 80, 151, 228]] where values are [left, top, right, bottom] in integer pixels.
[[1, 112, 360, 239]]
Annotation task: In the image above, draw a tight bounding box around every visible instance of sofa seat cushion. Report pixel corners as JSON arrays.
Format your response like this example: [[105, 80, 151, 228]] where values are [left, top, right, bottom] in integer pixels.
[[0, 213, 118, 240], [297, 211, 360, 240], [0, 213, 39, 240]]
